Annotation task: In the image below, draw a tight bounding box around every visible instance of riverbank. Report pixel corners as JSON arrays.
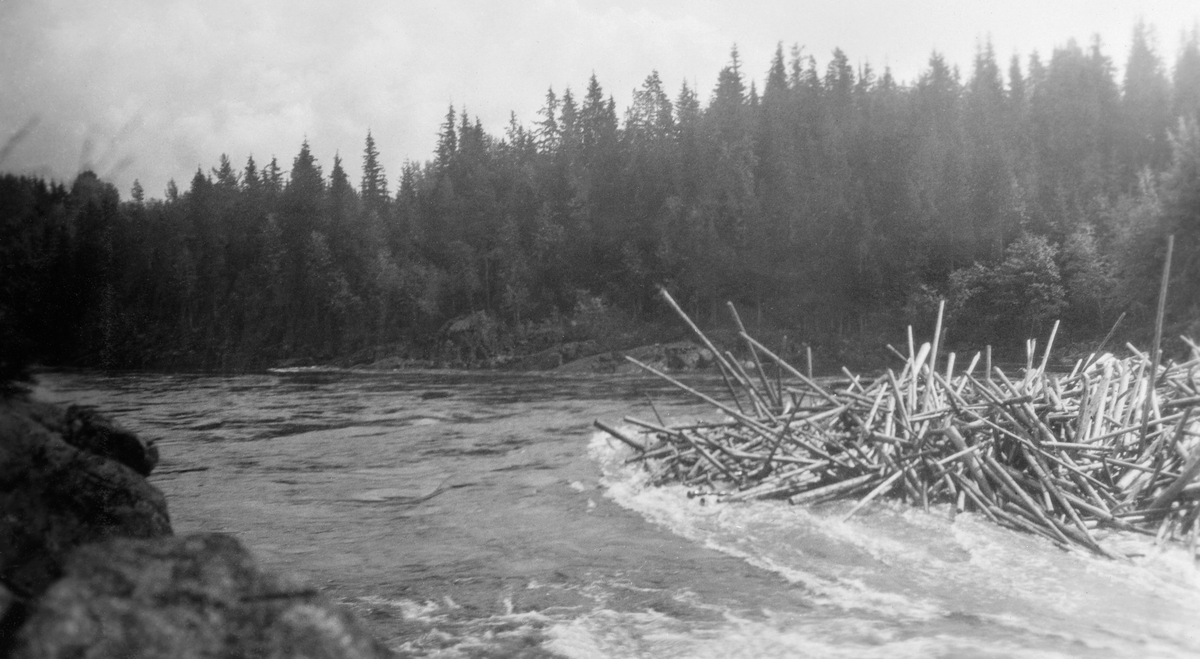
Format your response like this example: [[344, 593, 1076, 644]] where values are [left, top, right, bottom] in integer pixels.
[[275, 301, 1116, 379]]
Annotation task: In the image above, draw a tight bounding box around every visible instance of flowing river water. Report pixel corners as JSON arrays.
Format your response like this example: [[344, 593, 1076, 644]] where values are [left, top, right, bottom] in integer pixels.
[[30, 369, 1200, 658]]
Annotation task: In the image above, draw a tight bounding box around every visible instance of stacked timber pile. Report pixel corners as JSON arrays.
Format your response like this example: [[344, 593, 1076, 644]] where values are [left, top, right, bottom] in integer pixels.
[[597, 289, 1200, 559]]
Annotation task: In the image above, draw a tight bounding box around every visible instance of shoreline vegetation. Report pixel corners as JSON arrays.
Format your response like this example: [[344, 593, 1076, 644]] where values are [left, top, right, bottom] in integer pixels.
[[3, 23, 1200, 383]]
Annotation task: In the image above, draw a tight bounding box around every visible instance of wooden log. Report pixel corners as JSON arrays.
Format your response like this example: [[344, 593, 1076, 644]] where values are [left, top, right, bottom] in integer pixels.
[[927, 300, 945, 411], [843, 469, 906, 520], [728, 301, 780, 408], [1092, 362, 1114, 441], [944, 426, 996, 501], [624, 446, 678, 463], [725, 462, 830, 501], [947, 471, 1000, 523], [981, 454, 1074, 546], [886, 369, 915, 439], [624, 356, 768, 437], [1146, 421, 1200, 517], [1053, 488, 1147, 534], [623, 415, 681, 436], [761, 407, 802, 471], [619, 296, 1200, 557], [986, 345, 992, 385], [911, 342, 931, 412], [1037, 319, 1060, 375], [994, 504, 1067, 545], [789, 472, 880, 506], [656, 287, 747, 414], [725, 350, 774, 419], [1081, 311, 1126, 374], [1141, 235, 1174, 451], [1142, 407, 1193, 502], [1038, 442, 1116, 452], [1019, 443, 1103, 553], [678, 431, 737, 481], [1165, 395, 1200, 410], [739, 332, 840, 406], [726, 471, 822, 501], [643, 393, 666, 426], [594, 420, 645, 452], [1062, 455, 1113, 514], [861, 387, 886, 434]]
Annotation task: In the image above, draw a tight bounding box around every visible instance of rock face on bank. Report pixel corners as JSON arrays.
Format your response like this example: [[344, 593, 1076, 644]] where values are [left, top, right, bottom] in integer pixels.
[[548, 340, 716, 374], [0, 397, 392, 659], [14, 534, 389, 659], [0, 400, 171, 604]]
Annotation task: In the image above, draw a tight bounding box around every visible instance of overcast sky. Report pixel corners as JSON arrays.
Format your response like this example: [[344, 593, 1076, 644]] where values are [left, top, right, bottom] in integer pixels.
[[2, 0, 1198, 199]]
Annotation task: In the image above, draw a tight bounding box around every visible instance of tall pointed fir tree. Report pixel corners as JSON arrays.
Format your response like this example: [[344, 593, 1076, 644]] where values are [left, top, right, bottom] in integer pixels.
[[436, 106, 458, 173], [1173, 28, 1200, 119], [360, 130, 389, 217], [1120, 21, 1172, 186], [243, 155, 260, 191]]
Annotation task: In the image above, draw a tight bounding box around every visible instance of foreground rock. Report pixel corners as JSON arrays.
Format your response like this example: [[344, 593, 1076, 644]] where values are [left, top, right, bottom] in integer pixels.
[[12, 534, 391, 659], [0, 399, 172, 600], [62, 405, 160, 476], [0, 396, 393, 658]]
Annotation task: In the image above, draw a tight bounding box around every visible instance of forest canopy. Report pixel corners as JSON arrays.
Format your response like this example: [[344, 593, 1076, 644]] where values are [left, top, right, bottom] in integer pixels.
[[3, 24, 1199, 374]]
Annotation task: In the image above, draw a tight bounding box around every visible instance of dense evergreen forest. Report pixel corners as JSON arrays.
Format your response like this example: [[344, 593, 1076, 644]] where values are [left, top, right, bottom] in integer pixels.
[[3, 25, 1200, 375]]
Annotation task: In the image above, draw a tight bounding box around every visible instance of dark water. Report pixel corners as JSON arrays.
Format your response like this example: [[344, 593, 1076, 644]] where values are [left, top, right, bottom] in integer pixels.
[[31, 369, 1200, 658]]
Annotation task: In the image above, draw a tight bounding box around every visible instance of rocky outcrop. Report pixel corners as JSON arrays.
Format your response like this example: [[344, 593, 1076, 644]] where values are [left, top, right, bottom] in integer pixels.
[[664, 342, 715, 371], [502, 340, 601, 371], [11, 534, 391, 659], [62, 405, 159, 477], [0, 397, 391, 659], [0, 400, 172, 601], [554, 340, 716, 374]]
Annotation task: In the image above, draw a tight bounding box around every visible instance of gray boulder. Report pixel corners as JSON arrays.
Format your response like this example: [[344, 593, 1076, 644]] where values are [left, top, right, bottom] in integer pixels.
[[665, 342, 715, 370], [63, 405, 159, 476], [0, 400, 172, 600], [11, 534, 392, 659]]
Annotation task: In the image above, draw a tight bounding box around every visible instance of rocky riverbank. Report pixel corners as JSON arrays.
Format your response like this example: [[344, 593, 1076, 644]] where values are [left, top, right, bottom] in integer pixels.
[[0, 396, 392, 658]]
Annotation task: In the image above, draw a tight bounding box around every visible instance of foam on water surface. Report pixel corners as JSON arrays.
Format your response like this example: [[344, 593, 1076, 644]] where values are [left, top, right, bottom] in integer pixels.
[[589, 430, 1200, 658], [29, 370, 1200, 658]]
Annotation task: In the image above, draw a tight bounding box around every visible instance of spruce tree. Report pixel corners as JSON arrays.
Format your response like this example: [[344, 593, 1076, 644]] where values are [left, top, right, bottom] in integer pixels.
[[243, 155, 260, 191], [1174, 28, 1200, 119], [213, 154, 239, 188], [360, 130, 389, 215], [264, 156, 284, 196], [329, 152, 356, 229], [537, 88, 560, 152], [436, 106, 458, 171], [1121, 20, 1172, 184]]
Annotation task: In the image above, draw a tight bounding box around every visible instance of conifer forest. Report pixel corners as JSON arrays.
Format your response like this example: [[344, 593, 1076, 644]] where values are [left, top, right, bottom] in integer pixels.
[[3, 26, 1200, 374]]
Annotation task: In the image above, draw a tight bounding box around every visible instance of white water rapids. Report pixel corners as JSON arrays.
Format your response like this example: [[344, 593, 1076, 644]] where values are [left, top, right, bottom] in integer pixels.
[[30, 369, 1200, 657]]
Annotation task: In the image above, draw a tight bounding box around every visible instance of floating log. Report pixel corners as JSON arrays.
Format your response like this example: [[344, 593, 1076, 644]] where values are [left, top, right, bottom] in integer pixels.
[[597, 292, 1200, 559]]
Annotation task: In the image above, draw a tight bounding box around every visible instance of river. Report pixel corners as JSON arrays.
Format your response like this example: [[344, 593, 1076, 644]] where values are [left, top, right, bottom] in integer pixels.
[[30, 369, 1200, 658]]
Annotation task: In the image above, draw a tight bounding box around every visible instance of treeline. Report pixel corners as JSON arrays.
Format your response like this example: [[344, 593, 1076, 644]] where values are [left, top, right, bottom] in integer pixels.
[[3, 24, 1200, 373]]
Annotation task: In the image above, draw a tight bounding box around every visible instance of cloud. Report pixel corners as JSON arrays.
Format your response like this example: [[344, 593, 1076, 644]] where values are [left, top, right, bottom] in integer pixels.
[[1, 0, 1197, 199]]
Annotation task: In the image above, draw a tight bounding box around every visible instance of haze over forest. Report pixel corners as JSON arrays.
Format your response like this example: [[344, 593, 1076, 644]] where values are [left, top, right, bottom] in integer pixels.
[[3, 21, 1200, 375], [4, 1, 1199, 196]]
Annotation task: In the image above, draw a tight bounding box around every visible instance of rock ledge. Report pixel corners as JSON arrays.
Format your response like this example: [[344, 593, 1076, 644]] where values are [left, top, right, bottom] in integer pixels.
[[0, 397, 391, 658]]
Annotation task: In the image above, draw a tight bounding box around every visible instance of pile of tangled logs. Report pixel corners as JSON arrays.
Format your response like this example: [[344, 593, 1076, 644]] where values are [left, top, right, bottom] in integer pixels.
[[597, 289, 1200, 559]]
